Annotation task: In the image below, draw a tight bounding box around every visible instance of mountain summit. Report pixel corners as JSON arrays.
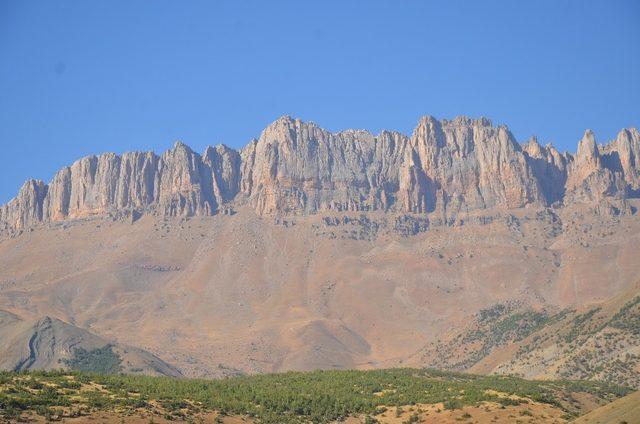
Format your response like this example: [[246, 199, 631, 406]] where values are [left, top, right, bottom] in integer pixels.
[[2, 116, 639, 230]]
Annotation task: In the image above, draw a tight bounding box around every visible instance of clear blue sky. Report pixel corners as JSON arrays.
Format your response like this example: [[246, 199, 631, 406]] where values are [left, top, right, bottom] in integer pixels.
[[1, 1, 639, 203]]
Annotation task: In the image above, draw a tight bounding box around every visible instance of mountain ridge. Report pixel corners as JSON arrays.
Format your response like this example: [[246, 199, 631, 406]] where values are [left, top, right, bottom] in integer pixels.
[[2, 115, 639, 231], [1, 114, 639, 382]]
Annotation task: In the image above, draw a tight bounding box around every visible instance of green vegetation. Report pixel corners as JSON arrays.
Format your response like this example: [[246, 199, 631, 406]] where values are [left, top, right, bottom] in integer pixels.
[[0, 368, 631, 423], [608, 296, 640, 335], [558, 297, 638, 347], [564, 308, 602, 343], [61, 344, 122, 374], [478, 304, 509, 323], [457, 307, 553, 368]]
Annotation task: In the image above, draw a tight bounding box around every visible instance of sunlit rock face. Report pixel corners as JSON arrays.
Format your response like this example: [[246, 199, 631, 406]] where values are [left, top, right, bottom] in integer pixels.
[[1, 115, 638, 229]]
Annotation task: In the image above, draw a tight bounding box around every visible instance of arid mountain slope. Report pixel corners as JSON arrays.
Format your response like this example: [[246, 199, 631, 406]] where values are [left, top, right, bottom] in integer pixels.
[[0, 310, 180, 376], [573, 390, 640, 424], [0, 115, 638, 382], [412, 282, 640, 388], [0, 202, 638, 379]]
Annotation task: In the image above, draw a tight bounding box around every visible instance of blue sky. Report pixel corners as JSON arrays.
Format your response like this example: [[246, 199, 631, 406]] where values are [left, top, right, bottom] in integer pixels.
[[1, 1, 639, 203]]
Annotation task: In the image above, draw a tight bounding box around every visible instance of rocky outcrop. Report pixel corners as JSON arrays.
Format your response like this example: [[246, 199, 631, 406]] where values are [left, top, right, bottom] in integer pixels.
[[405, 116, 545, 218], [157, 142, 216, 216], [42, 151, 161, 222], [1, 116, 638, 230], [1, 142, 243, 229], [606, 128, 640, 196], [565, 130, 626, 203], [204, 144, 242, 204], [0, 179, 47, 230], [240, 116, 547, 218], [240, 116, 407, 214], [522, 136, 569, 205]]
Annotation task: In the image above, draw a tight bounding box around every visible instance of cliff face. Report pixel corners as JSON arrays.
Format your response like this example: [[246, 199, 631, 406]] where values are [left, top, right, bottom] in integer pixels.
[[522, 136, 569, 205], [0, 180, 48, 230], [563, 128, 640, 204], [1, 116, 639, 229], [405, 116, 545, 216], [241, 116, 407, 214], [44, 151, 162, 221]]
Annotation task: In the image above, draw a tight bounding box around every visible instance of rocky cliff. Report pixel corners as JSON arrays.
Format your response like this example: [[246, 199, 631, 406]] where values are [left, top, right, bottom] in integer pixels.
[[2, 116, 639, 229]]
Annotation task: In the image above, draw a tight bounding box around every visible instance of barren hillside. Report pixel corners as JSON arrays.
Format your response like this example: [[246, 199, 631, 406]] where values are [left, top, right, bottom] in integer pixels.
[[0, 116, 638, 383]]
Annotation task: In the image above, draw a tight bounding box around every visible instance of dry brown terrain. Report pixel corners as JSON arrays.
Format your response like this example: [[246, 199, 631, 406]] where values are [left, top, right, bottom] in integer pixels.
[[15, 402, 570, 424], [572, 390, 640, 424], [0, 199, 639, 380]]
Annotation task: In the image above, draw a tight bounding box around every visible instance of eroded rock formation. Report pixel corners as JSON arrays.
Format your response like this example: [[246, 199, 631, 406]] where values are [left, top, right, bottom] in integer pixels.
[[1, 115, 639, 229]]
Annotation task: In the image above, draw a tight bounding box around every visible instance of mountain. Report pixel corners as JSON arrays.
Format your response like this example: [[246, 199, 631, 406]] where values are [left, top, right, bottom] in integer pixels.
[[0, 115, 638, 383], [2, 116, 639, 230], [0, 310, 181, 376]]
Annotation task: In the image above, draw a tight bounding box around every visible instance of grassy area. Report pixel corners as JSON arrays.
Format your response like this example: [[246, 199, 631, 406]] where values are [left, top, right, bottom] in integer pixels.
[[0, 368, 631, 423]]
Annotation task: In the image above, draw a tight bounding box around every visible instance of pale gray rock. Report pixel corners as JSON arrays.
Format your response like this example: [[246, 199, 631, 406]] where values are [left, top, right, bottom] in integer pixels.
[[43, 166, 72, 222], [240, 116, 407, 215], [1, 115, 638, 230], [523, 136, 568, 205], [0, 179, 47, 229], [405, 116, 545, 219], [157, 141, 216, 217], [605, 128, 640, 195], [115, 151, 161, 210], [565, 130, 626, 203], [203, 144, 242, 205]]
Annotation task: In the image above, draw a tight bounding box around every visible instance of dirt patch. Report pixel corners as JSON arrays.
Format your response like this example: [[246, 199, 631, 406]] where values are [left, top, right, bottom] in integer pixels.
[[350, 401, 569, 423]]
